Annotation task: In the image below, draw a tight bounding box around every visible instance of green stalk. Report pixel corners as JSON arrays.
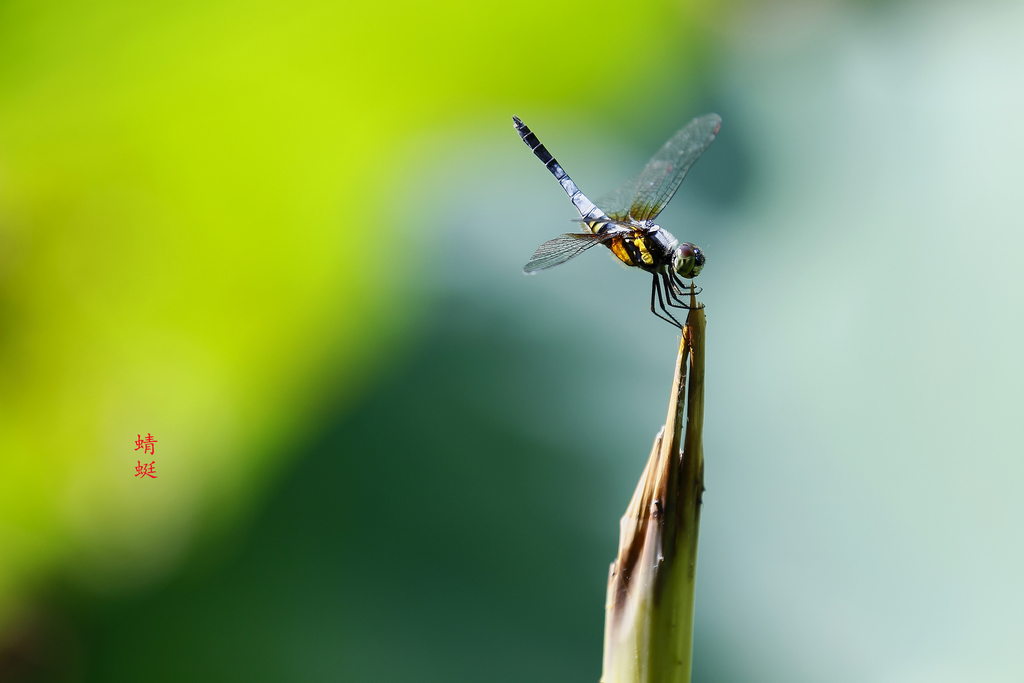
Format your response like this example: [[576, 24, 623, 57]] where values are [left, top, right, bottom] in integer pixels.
[[601, 288, 706, 683]]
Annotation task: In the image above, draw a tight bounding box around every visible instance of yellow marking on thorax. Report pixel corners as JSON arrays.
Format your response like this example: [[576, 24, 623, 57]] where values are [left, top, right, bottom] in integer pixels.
[[609, 237, 634, 266], [634, 234, 655, 265]]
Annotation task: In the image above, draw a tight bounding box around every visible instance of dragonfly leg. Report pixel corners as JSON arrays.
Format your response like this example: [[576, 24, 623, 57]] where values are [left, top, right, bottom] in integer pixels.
[[669, 272, 704, 307], [650, 274, 683, 328], [662, 271, 693, 310], [667, 271, 685, 297]]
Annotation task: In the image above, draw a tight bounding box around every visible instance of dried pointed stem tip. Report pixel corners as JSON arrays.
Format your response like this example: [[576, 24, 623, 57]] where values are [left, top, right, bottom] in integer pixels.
[[601, 289, 706, 683]]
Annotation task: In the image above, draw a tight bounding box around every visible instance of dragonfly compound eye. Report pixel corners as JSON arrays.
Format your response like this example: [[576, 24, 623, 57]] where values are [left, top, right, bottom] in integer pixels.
[[673, 243, 704, 278]]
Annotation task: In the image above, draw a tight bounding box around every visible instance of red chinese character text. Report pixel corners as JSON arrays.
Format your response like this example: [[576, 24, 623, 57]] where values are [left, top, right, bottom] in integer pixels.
[[135, 433, 157, 455], [135, 460, 157, 479]]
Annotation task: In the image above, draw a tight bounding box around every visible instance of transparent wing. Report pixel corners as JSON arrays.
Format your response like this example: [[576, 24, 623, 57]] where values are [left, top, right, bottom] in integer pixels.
[[523, 231, 618, 273], [598, 113, 721, 223], [596, 172, 644, 223]]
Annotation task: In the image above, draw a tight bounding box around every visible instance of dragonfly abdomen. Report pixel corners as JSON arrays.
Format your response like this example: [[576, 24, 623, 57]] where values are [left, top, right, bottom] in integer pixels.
[[512, 116, 605, 223]]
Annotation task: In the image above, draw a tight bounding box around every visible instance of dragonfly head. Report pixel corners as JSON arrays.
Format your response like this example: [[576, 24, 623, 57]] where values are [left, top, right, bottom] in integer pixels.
[[672, 243, 706, 279]]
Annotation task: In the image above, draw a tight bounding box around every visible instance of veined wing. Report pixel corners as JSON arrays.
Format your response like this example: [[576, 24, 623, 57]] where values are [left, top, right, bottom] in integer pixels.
[[599, 114, 721, 223], [523, 230, 620, 273]]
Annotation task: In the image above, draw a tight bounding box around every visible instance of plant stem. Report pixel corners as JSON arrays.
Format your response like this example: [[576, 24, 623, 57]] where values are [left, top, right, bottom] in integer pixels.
[[601, 288, 706, 683]]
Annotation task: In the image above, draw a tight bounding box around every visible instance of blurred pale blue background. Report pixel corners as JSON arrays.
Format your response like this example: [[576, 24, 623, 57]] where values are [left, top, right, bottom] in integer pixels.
[[1, 0, 1022, 681]]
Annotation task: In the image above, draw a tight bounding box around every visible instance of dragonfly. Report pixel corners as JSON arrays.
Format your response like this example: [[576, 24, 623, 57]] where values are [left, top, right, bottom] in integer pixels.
[[513, 113, 721, 328]]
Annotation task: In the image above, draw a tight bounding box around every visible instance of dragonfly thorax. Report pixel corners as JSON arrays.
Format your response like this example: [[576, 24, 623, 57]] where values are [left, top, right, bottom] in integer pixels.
[[645, 223, 676, 253]]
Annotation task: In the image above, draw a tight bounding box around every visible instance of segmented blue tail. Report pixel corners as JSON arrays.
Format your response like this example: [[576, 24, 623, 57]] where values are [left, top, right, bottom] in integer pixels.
[[513, 116, 606, 222]]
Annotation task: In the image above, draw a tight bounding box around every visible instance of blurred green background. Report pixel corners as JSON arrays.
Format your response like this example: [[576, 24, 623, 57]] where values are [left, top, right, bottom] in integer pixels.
[[2, 0, 1023, 680]]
